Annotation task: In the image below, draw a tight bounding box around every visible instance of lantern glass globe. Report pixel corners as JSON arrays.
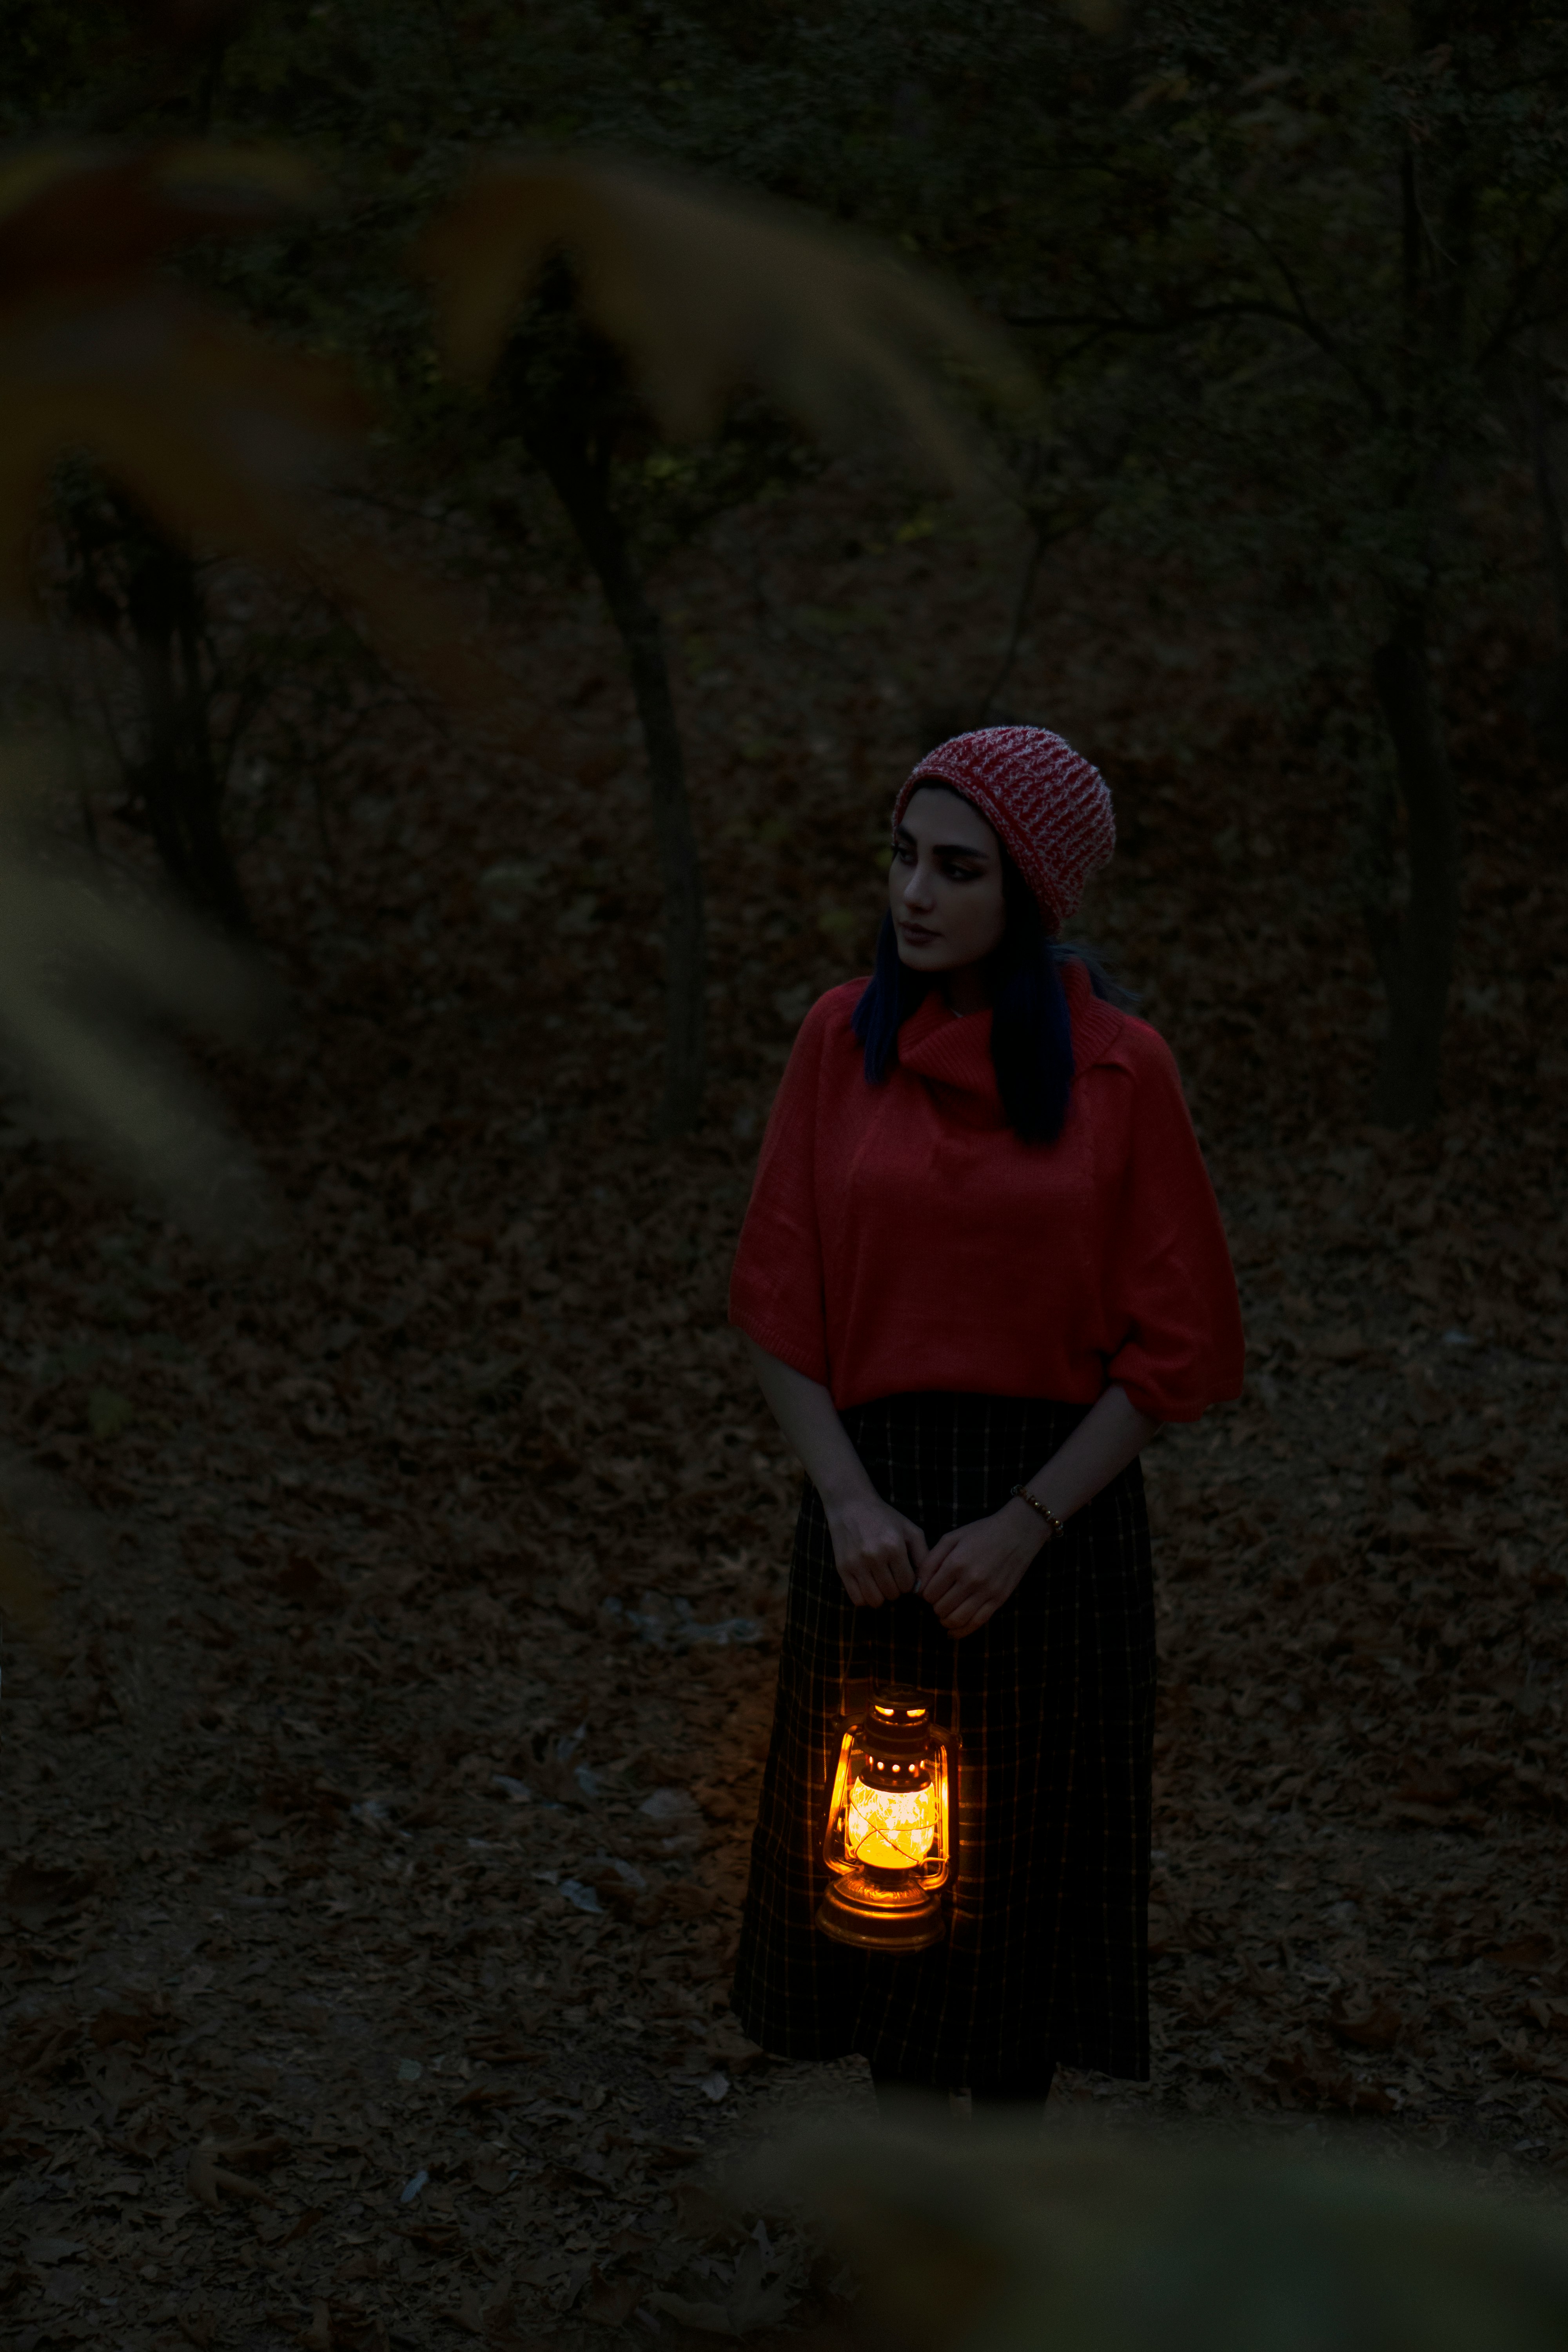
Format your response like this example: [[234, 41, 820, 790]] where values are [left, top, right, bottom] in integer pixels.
[[817, 1688, 953, 1954]]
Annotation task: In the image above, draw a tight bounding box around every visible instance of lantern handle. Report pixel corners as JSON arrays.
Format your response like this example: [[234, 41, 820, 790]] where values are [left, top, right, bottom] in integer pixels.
[[929, 1702, 964, 1895]]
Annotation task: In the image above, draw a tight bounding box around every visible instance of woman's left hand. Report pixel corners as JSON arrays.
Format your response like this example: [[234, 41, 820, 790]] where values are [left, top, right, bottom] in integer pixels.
[[917, 1500, 1047, 1637]]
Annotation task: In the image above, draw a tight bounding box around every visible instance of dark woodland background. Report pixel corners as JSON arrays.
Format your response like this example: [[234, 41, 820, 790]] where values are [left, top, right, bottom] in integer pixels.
[[3, 5, 1568, 2350]]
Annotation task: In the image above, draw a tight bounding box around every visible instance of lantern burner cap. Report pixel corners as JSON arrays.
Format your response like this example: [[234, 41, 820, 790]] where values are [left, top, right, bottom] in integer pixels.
[[871, 1685, 928, 1724], [863, 1686, 938, 1763]]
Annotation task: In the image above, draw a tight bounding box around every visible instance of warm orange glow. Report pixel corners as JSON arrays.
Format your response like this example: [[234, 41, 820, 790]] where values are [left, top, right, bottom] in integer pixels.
[[819, 1695, 953, 1950], [845, 1775, 938, 1871]]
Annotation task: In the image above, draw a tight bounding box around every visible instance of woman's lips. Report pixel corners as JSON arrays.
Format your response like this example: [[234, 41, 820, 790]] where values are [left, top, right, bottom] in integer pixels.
[[898, 922, 938, 944]]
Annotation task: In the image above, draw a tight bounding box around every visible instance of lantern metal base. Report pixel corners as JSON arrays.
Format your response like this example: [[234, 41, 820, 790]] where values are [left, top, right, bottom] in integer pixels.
[[816, 1878, 946, 1953]]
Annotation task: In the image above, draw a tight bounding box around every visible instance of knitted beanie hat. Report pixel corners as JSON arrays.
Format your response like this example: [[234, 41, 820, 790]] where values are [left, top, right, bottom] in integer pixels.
[[893, 724, 1114, 927]]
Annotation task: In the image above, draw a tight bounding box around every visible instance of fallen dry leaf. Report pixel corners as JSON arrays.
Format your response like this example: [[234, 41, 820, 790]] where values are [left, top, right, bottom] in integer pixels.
[[448, 2283, 488, 2337], [187, 2143, 277, 2207], [582, 2268, 641, 2328], [1486, 1935, 1555, 1972], [1327, 1997, 1403, 2053], [672, 2182, 744, 2245]]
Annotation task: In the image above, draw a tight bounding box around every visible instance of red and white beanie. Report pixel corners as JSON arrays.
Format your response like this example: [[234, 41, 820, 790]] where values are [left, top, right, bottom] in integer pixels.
[[892, 724, 1114, 927]]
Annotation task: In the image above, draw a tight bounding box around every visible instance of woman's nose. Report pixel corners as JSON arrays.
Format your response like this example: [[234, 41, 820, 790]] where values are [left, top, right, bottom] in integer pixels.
[[901, 860, 935, 908]]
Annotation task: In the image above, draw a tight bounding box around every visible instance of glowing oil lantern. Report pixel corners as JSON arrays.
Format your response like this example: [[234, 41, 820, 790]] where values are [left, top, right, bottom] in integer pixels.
[[817, 1687, 954, 1952]]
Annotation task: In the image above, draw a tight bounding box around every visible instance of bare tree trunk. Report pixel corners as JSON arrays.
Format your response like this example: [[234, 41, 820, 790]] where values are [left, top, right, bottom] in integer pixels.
[[524, 417, 706, 1137], [977, 512, 1051, 725], [1357, 82, 1466, 1129], [122, 532, 252, 937], [1526, 336, 1568, 753], [1363, 629, 1459, 1127]]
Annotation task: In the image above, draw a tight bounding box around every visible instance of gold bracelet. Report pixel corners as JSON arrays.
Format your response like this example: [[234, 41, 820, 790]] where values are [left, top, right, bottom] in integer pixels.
[[1010, 1485, 1066, 1543]]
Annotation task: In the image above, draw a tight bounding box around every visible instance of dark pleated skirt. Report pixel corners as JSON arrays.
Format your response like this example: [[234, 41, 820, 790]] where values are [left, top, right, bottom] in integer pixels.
[[731, 1392, 1155, 2093]]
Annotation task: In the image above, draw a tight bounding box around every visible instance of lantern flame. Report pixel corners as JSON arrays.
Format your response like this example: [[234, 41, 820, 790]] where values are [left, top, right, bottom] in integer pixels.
[[845, 1777, 938, 1871]]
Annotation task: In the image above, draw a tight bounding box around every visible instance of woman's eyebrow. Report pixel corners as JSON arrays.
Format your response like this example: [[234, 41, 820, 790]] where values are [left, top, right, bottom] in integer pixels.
[[893, 822, 990, 860]]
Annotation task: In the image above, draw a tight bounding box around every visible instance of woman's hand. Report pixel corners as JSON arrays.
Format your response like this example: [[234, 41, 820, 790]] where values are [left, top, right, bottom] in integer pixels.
[[825, 1495, 928, 1608], [918, 1499, 1047, 1637], [745, 1342, 926, 1608]]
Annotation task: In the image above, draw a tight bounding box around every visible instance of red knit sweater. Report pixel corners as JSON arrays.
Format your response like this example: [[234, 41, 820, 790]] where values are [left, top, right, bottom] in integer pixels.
[[729, 960, 1243, 1423]]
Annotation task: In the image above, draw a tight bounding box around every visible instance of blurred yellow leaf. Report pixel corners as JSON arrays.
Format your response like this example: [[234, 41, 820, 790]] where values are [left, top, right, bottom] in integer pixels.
[[156, 142, 320, 213], [0, 143, 515, 1236], [0, 148, 321, 1241], [0, 141, 320, 303], [0, 746, 277, 1232], [415, 155, 1038, 481], [0, 143, 505, 709], [0, 142, 351, 604], [0, 294, 364, 602]]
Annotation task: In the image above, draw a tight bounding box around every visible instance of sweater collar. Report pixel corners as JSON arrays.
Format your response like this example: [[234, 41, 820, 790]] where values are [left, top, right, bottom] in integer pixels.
[[897, 956, 1124, 1109]]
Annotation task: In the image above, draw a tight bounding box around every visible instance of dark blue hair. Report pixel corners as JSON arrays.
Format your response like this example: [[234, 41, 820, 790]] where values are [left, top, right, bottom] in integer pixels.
[[851, 813, 1135, 1145]]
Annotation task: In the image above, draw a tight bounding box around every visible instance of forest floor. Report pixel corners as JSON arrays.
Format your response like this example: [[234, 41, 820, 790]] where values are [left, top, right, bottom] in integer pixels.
[[3, 468, 1568, 2352]]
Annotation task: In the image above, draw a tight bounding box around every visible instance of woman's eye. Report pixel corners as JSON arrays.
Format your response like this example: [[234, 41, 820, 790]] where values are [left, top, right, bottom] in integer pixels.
[[942, 862, 982, 882]]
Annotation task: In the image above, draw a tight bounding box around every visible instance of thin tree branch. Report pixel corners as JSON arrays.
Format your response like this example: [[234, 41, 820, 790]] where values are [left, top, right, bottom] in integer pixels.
[[1005, 285, 1383, 417], [977, 505, 1094, 723], [1210, 205, 1388, 422], [980, 519, 1049, 725], [1477, 219, 1568, 372]]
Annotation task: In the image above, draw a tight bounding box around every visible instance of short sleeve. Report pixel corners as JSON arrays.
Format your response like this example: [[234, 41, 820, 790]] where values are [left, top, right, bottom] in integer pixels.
[[728, 996, 837, 1385], [1102, 1030, 1245, 1423]]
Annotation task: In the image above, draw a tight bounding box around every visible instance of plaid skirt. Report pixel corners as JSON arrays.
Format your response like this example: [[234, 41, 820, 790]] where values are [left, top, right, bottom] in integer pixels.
[[731, 1392, 1155, 2092]]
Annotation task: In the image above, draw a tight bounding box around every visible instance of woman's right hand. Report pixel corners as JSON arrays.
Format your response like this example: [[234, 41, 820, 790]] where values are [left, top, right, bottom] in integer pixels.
[[824, 1495, 928, 1607], [740, 1342, 926, 1607]]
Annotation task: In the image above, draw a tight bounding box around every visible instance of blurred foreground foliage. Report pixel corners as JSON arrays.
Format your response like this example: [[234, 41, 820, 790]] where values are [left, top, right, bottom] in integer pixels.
[[0, 5, 1031, 1150], [773, 2123, 1568, 2352]]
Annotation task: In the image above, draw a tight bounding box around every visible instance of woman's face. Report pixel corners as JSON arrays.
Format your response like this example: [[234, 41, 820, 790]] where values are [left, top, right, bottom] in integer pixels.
[[888, 785, 1006, 975]]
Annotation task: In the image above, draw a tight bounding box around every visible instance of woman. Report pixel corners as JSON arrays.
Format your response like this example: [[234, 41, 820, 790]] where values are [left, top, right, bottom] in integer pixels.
[[727, 724, 1243, 2114]]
